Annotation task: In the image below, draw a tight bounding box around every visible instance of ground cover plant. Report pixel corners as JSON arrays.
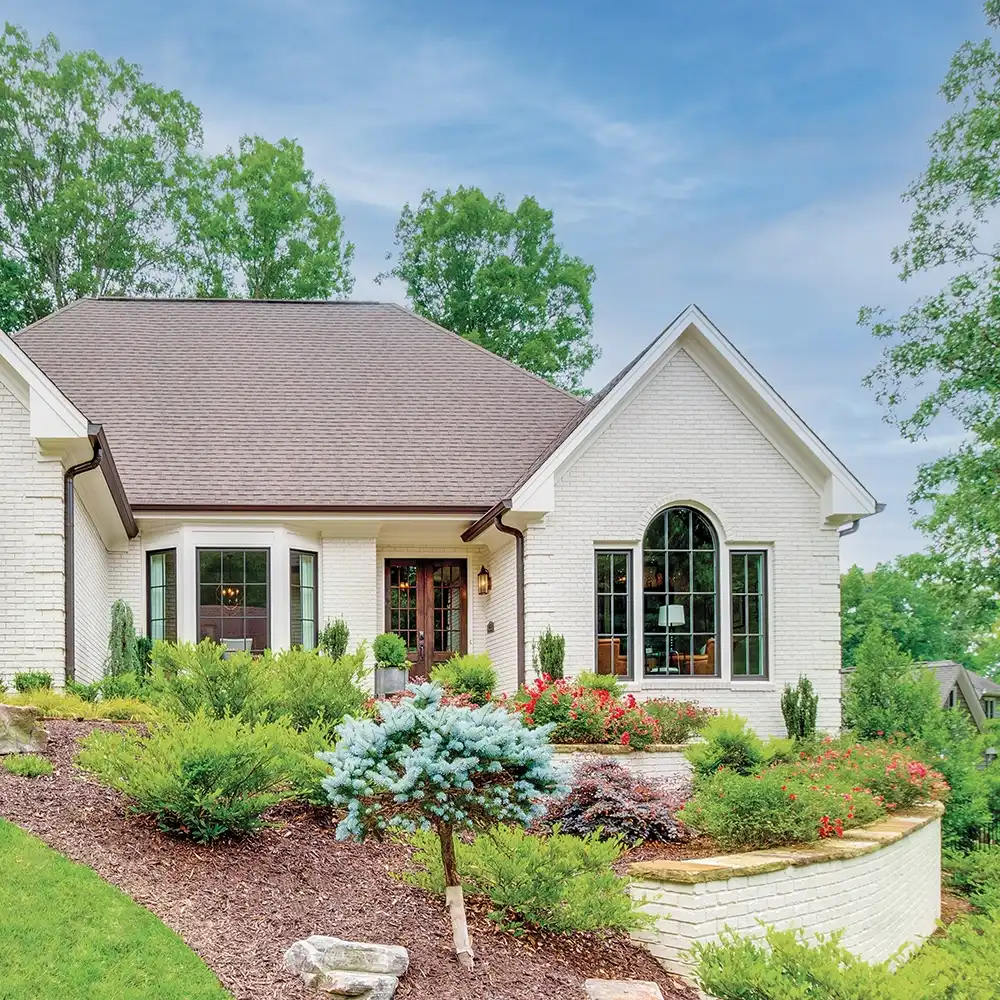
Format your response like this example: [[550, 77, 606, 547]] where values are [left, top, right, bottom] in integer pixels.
[[77, 712, 303, 842], [321, 682, 563, 970], [0, 819, 230, 1000], [1, 688, 158, 722], [542, 758, 690, 842], [0, 754, 53, 777], [402, 825, 646, 935]]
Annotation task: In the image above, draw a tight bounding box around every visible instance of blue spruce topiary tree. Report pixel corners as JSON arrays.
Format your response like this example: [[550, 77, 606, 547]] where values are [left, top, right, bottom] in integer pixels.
[[320, 682, 562, 970]]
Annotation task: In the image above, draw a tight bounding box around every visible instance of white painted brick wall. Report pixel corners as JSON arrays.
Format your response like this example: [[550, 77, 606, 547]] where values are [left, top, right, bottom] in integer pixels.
[[553, 749, 693, 783], [108, 537, 143, 632], [631, 816, 942, 978], [321, 537, 379, 661], [0, 379, 65, 687], [484, 534, 518, 692], [525, 348, 843, 735], [74, 496, 111, 683]]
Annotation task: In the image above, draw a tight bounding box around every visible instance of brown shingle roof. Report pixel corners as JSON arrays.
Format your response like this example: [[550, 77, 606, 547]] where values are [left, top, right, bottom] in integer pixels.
[[14, 298, 584, 509]]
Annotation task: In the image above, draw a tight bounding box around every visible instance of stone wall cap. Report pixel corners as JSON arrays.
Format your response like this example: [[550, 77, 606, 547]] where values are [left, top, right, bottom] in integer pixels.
[[551, 743, 689, 755], [628, 802, 944, 884]]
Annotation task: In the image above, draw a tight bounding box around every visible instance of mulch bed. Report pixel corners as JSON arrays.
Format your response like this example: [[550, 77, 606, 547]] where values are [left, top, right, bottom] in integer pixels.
[[0, 720, 696, 1000], [622, 836, 722, 866]]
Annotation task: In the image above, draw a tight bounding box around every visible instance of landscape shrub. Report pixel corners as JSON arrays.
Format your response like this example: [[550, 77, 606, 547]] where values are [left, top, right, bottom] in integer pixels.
[[543, 759, 690, 842], [642, 698, 717, 744], [430, 653, 497, 705], [1, 689, 158, 722], [943, 845, 1000, 913], [604, 703, 661, 749], [574, 671, 624, 697], [372, 632, 408, 667], [534, 627, 566, 679], [321, 682, 562, 967], [781, 675, 819, 741], [257, 646, 369, 734], [77, 711, 294, 842], [692, 918, 1000, 1000], [842, 623, 940, 740], [317, 617, 350, 660], [685, 711, 793, 780], [135, 634, 154, 677], [97, 671, 146, 702], [13, 671, 52, 693], [679, 768, 829, 850], [147, 640, 265, 720], [514, 676, 611, 743], [106, 600, 139, 677], [402, 825, 646, 934], [0, 754, 53, 778], [65, 678, 101, 702]]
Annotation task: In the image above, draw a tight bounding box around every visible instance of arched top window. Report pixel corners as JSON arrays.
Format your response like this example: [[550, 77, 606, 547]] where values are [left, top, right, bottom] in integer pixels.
[[642, 506, 718, 677]]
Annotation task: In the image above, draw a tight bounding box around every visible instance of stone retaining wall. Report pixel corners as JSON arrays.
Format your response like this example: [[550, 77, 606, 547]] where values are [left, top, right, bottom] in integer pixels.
[[552, 744, 692, 783], [628, 803, 943, 978]]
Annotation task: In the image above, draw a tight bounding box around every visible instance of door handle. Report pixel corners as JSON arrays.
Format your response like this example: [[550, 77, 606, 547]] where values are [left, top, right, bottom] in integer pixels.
[[418, 630, 425, 658]]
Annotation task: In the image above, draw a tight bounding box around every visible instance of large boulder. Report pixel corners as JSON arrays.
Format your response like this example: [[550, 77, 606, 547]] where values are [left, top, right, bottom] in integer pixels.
[[284, 936, 408, 998], [0, 704, 49, 755]]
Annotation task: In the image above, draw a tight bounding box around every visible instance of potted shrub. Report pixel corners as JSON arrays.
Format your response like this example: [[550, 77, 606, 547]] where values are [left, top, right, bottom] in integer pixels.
[[373, 632, 409, 696]]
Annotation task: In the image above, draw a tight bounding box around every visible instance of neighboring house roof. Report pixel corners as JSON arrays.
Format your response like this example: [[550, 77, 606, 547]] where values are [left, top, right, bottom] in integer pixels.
[[922, 661, 988, 731], [505, 304, 879, 525], [965, 667, 1000, 701], [13, 298, 584, 509]]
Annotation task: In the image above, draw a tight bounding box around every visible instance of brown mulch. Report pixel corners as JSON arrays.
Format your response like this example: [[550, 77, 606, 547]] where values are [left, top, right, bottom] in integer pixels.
[[622, 836, 722, 866], [939, 887, 976, 929], [0, 721, 696, 1000]]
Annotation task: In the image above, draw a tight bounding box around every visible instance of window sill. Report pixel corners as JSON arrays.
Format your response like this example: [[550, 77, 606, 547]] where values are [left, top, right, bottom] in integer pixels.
[[623, 679, 775, 693]]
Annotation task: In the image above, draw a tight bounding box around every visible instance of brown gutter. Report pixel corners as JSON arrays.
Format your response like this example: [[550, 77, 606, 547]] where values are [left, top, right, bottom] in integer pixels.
[[89, 424, 138, 538], [460, 499, 512, 543], [132, 503, 491, 516], [64, 437, 103, 682]]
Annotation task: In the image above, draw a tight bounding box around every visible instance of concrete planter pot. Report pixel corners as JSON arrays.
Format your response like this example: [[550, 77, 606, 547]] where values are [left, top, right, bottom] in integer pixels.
[[374, 665, 409, 697]]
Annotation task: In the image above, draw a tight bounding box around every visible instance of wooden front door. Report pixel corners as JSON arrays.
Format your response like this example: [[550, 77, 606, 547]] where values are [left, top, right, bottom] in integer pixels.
[[385, 559, 468, 679]]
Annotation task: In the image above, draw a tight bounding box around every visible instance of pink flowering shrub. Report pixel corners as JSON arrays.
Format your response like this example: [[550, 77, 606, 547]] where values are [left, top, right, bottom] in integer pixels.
[[642, 698, 718, 744], [543, 759, 691, 843]]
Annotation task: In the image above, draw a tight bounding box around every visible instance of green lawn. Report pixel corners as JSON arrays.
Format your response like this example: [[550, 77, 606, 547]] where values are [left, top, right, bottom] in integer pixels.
[[0, 819, 231, 1000]]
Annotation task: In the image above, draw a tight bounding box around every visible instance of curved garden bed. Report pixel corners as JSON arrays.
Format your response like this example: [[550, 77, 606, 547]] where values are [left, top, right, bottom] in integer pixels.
[[628, 802, 944, 976]]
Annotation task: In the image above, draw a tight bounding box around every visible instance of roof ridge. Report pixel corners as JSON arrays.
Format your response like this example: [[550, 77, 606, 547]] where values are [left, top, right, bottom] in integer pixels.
[[92, 296, 389, 305]]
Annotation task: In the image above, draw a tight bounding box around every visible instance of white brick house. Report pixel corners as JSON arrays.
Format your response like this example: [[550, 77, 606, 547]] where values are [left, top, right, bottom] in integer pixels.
[[0, 300, 878, 733]]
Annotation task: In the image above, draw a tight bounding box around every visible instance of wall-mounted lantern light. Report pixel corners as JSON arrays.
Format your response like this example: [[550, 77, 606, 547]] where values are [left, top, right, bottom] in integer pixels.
[[477, 565, 492, 596]]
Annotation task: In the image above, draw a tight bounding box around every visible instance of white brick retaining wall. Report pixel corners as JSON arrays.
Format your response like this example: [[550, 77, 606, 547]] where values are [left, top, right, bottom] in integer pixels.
[[628, 804, 943, 979], [552, 745, 693, 783]]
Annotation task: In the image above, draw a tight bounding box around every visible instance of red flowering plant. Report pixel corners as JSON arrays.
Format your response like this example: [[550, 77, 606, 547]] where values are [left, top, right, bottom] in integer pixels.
[[511, 676, 662, 748], [605, 702, 661, 750]]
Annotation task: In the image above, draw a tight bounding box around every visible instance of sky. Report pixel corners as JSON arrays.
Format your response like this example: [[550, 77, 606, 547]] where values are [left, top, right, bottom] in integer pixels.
[[4, 0, 988, 568]]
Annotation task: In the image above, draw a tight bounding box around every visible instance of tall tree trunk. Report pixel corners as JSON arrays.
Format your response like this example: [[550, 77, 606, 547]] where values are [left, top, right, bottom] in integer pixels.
[[438, 822, 474, 970]]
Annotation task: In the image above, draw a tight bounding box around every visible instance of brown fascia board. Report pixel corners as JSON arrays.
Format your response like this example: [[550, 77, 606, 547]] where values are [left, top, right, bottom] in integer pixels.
[[88, 424, 138, 539], [130, 503, 493, 517]]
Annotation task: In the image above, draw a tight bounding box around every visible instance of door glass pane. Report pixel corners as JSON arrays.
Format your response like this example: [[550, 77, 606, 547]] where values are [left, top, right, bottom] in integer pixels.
[[388, 564, 419, 652], [433, 563, 462, 656]]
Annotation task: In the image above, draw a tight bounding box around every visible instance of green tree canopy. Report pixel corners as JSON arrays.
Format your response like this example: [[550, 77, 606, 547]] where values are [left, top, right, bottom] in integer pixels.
[[0, 23, 203, 324], [179, 135, 354, 299], [841, 555, 997, 669], [861, 1, 1000, 577], [0, 254, 49, 332], [380, 186, 598, 392]]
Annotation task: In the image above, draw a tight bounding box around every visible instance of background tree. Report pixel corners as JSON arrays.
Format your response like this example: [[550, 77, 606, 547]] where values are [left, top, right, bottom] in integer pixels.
[[180, 135, 354, 299], [841, 556, 997, 669], [380, 187, 597, 392], [861, 1, 1000, 579], [0, 254, 49, 331], [0, 24, 202, 325]]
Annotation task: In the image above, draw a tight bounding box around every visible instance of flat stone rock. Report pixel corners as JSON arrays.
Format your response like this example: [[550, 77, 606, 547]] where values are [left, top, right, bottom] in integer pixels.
[[584, 980, 664, 1000], [285, 936, 409, 978], [0, 704, 49, 755], [308, 969, 398, 998]]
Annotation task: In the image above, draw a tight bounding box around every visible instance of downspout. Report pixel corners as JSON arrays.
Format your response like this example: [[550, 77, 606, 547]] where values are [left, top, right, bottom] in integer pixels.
[[493, 511, 526, 688], [64, 438, 103, 682]]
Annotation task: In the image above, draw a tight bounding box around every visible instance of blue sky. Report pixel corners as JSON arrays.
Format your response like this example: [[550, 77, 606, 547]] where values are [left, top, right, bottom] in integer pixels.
[[5, 0, 988, 567]]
